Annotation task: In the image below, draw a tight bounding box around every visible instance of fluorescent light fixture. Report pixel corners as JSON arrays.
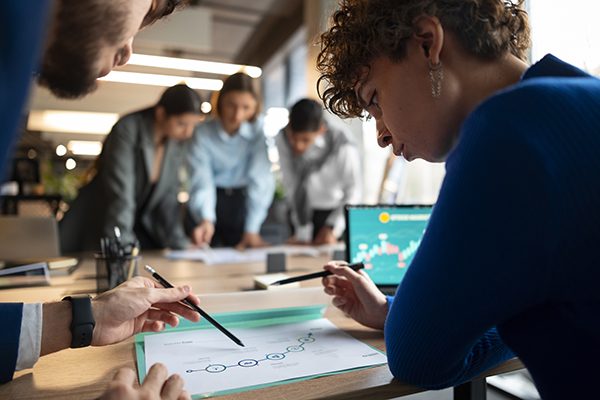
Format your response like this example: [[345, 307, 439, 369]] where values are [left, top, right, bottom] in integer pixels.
[[28, 110, 119, 135], [99, 71, 223, 91], [128, 53, 262, 78], [67, 140, 103, 156]]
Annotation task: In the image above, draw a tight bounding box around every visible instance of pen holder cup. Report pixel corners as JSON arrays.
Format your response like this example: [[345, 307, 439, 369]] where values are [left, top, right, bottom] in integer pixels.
[[94, 253, 140, 293]]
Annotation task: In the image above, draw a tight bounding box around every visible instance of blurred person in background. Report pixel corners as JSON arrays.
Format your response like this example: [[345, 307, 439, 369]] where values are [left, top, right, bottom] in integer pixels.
[[186, 73, 275, 250], [276, 98, 361, 245], [60, 84, 203, 252]]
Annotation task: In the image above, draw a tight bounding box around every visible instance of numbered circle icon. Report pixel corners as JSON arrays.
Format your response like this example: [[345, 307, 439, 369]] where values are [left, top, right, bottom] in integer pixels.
[[266, 353, 286, 360], [205, 364, 227, 373], [238, 359, 259, 367]]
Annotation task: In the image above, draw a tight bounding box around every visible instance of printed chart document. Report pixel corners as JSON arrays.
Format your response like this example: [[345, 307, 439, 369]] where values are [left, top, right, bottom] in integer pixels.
[[166, 243, 345, 265], [143, 318, 387, 396]]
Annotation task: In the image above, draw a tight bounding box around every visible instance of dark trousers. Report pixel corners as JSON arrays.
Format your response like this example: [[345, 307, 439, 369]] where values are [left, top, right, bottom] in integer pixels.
[[312, 208, 334, 241], [212, 187, 247, 247], [288, 208, 335, 241]]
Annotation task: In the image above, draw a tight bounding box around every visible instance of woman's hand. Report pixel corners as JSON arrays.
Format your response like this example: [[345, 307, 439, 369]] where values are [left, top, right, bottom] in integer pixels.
[[235, 232, 269, 250], [322, 261, 388, 330], [192, 220, 215, 246], [313, 226, 337, 245]]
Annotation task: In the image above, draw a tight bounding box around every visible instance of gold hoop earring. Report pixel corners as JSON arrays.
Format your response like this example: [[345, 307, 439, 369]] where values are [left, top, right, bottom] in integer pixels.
[[429, 60, 443, 98]]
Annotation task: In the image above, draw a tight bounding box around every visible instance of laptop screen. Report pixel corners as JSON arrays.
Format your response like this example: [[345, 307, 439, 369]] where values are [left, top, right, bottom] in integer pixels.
[[345, 205, 433, 286]]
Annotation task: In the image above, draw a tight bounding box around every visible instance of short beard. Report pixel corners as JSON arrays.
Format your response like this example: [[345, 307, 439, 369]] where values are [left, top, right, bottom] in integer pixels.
[[38, 0, 127, 99]]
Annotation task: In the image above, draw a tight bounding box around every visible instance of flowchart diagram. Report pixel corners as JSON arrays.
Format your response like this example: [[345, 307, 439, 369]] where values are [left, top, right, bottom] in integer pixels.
[[186, 333, 315, 374], [143, 318, 388, 396]]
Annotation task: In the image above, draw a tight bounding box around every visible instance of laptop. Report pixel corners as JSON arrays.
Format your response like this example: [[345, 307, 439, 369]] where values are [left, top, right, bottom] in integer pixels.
[[344, 204, 433, 295], [0, 216, 78, 274]]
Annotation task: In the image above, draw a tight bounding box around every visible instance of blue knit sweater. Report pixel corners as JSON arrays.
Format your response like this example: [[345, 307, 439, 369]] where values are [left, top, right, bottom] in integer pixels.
[[384, 55, 600, 400]]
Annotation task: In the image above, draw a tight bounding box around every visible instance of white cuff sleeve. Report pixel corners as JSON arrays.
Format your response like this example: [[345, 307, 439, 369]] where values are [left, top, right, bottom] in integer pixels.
[[15, 303, 42, 371], [295, 224, 313, 242]]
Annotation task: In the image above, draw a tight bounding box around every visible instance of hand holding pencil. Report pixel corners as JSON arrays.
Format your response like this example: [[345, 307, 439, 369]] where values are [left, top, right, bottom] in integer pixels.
[[321, 261, 389, 330]]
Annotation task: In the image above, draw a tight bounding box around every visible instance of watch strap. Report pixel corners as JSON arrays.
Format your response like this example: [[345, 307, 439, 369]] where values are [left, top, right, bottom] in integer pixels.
[[62, 295, 95, 348]]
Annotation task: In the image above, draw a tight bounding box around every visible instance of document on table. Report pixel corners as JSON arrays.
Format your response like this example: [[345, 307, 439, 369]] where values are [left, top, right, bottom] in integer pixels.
[[165, 243, 345, 264], [143, 318, 387, 397]]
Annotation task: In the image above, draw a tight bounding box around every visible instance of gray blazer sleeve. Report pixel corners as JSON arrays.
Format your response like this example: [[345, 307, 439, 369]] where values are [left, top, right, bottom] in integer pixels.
[[98, 116, 139, 243]]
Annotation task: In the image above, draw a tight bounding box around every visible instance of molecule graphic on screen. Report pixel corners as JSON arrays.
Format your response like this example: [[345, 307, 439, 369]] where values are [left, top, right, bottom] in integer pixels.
[[185, 332, 316, 374]]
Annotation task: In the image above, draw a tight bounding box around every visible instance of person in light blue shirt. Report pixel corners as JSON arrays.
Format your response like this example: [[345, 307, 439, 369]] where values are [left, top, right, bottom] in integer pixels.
[[187, 73, 275, 249]]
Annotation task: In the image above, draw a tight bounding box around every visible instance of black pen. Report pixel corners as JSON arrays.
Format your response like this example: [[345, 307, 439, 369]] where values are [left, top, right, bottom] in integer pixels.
[[144, 264, 245, 347], [270, 262, 365, 286]]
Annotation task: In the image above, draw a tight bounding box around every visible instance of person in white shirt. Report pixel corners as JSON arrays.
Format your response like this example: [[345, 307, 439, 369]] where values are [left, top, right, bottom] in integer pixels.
[[276, 99, 362, 244]]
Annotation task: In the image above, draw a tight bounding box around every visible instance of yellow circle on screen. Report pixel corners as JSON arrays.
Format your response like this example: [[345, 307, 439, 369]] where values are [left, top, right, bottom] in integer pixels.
[[378, 212, 390, 224]]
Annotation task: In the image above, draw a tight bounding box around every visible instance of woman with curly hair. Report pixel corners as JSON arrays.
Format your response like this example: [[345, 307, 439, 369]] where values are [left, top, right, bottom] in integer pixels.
[[317, 0, 600, 398]]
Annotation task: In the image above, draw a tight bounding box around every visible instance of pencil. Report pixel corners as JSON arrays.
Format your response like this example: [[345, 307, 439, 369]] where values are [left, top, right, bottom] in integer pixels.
[[144, 264, 245, 347], [127, 245, 139, 280], [270, 262, 365, 286]]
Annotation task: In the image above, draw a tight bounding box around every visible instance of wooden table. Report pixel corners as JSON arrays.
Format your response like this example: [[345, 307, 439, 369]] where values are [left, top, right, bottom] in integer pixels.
[[0, 252, 524, 399]]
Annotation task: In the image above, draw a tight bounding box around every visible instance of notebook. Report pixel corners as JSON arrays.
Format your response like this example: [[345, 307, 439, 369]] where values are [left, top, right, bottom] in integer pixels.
[[344, 205, 433, 295], [0, 216, 78, 274], [0, 261, 50, 288]]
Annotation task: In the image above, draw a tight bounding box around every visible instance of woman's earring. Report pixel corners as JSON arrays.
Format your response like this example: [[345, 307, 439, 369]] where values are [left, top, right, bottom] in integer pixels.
[[428, 60, 443, 98]]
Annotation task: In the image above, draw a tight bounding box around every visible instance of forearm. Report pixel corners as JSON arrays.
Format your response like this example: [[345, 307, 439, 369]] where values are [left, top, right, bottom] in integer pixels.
[[245, 183, 274, 233], [325, 207, 345, 237], [40, 301, 72, 356], [188, 178, 216, 224]]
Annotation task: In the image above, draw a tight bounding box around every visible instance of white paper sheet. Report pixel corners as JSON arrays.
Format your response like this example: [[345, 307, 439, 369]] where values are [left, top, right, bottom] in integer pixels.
[[165, 244, 345, 265], [143, 318, 387, 396]]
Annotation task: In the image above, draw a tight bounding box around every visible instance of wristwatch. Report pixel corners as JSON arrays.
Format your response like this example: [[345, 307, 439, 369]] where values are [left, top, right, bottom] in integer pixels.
[[62, 295, 96, 348]]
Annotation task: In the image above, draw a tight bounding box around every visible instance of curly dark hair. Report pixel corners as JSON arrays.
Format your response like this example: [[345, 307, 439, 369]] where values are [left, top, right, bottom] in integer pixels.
[[317, 0, 531, 118]]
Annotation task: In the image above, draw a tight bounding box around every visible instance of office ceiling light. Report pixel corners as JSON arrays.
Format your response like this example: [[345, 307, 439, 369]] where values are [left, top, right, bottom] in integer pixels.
[[128, 53, 262, 78], [99, 71, 224, 91], [28, 110, 119, 135], [67, 140, 103, 156], [55, 144, 67, 156], [65, 158, 77, 170], [200, 101, 212, 114]]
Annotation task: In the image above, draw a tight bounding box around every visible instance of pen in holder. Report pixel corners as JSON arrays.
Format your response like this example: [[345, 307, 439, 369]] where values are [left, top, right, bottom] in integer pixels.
[[95, 230, 140, 292]]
